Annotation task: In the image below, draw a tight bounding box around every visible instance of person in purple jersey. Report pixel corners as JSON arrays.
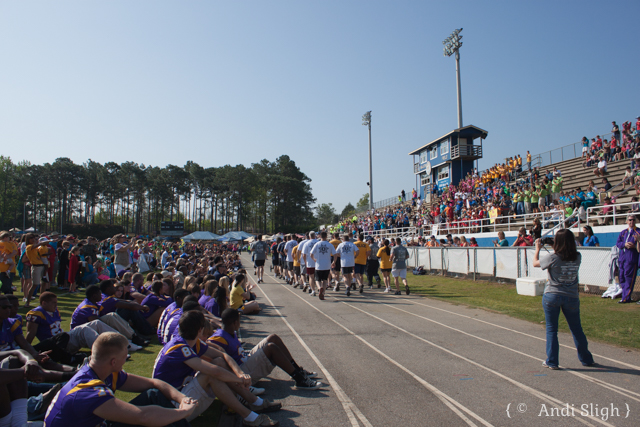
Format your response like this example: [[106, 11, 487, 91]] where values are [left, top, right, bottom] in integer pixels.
[[25, 292, 123, 356], [198, 280, 218, 308], [45, 332, 196, 427], [209, 309, 321, 391], [153, 311, 281, 426], [0, 348, 46, 427], [158, 289, 190, 345], [71, 285, 149, 348], [140, 281, 173, 328], [100, 280, 155, 338], [204, 286, 227, 318]]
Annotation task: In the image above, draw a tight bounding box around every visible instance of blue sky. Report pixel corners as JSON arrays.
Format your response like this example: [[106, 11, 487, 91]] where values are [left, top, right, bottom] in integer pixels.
[[2, 1, 639, 213]]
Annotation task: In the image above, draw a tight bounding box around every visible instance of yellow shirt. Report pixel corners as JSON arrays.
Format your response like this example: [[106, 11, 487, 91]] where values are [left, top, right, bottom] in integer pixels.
[[377, 247, 392, 269], [329, 239, 341, 250], [0, 241, 17, 273], [26, 244, 48, 266], [230, 285, 245, 310], [292, 245, 301, 267], [354, 241, 369, 265]]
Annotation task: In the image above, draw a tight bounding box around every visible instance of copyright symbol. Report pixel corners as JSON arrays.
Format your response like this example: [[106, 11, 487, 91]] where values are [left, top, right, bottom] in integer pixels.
[[517, 403, 527, 413]]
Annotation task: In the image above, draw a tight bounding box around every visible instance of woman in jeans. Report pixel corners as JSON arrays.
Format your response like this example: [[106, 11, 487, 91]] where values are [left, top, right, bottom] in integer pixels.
[[533, 229, 595, 369]]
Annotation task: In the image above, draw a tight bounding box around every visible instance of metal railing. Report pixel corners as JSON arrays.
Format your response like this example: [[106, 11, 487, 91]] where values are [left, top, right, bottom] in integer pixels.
[[422, 210, 567, 236], [531, 132, 613, 169], [451, 144, 482, 159], [586, 200, 637, 226]]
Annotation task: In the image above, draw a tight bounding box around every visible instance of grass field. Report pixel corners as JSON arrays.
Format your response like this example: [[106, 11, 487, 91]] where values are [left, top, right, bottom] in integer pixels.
[[13, 284, 221, 427], [405, 274, 640, 349]]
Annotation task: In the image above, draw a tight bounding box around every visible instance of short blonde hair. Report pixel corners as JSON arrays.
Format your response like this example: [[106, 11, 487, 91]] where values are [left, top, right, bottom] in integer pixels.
[[92, 332, 128, 362]]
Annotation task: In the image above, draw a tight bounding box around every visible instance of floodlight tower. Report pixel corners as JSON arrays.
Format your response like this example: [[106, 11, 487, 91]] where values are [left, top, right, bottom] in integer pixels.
[[443, 28, 464, 128], [362, 111, 373, 210]]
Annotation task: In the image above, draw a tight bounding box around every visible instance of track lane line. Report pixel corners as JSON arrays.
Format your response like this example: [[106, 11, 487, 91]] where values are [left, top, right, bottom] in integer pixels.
[[246, 272, 371, 427], [356, 293, 640, 403]]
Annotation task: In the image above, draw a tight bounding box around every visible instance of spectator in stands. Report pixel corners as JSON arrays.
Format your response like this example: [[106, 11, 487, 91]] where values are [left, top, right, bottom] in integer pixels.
[[493, 231, 508, 247], [582, 226, 599, 247], [526, 151, 531, 171], [598, 197, 614, 225], [512, 227, 533, 247], [593, 156, 607, 177]]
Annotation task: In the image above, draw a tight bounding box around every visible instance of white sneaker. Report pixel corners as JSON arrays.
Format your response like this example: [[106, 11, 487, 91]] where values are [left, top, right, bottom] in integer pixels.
[[249, 386, 265, 395], [128, 342, 143, 352], [310, 291, 316, 297], [383, 288, 390, 293]]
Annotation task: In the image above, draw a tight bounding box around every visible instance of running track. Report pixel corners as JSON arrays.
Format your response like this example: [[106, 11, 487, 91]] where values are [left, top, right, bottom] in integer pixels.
[[231, 253, 639, 427]]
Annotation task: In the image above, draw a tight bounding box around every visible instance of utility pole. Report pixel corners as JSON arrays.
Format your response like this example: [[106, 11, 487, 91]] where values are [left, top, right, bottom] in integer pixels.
[[362, 111, 373, 210]]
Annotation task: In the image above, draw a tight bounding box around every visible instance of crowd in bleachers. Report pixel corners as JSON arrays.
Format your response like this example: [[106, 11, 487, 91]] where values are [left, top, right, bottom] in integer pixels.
[[334, 118, 640, 244]]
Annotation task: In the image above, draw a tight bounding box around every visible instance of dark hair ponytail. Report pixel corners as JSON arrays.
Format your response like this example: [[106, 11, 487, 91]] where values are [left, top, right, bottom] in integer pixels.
[[383, 239, 390, 256]]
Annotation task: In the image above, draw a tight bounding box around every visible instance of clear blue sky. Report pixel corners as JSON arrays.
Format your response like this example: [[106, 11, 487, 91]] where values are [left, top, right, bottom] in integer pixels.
[[2, 1, 639, 213]]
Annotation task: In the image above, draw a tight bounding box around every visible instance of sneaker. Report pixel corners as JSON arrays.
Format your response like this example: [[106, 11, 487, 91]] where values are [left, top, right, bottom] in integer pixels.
[[394, 291, 401, 295], [319, 288, 325, 300], [345, 286, 351, 297], [542, 361, 559, 370], [310, 291, 316, 297], [359, 285, 364, 294], [294, 376, 322, 390], [131, 334, 150, 347], [301, 368, 318, 379], [243, 414, 280, 426], [376, 279, 381, 288], [405, 285, 410, 295], [383, 288, 390, 293], [128, 342, 143, 352], [249, 386, 265, 396], [293, 283, 299, 289], [302, 284, 308, 292], [250, 398, 282, 414]]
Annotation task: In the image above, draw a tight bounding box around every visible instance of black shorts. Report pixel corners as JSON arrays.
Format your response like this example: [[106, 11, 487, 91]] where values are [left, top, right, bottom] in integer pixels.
[[255, 259, 265, 267], [381, 268, 392, 273], [294, 266, 301, 275], [288, 262, 294, 270], [341, 266, 354, 274], [315, 270, 330, 281], [272, 257, 279, 266], [354, 264, 366, 275]]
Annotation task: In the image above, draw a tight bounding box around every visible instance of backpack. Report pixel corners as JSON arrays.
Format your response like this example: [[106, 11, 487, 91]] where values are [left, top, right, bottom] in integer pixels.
[[412, 266, 426, 275]]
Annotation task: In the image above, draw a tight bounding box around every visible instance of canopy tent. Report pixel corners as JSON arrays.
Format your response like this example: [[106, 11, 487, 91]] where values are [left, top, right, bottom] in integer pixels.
[[182, 231, 221, 242], [217, 231, 254, 242]]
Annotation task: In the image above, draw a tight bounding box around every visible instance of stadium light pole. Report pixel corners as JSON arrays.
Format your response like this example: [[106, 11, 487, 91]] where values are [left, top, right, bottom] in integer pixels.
[[362, 111, 373, 210], [443, 28, 463, 128]]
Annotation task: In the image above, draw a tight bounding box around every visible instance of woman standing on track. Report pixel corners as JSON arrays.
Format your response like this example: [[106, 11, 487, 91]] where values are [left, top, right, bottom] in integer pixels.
[[533, 229, 595, 370]]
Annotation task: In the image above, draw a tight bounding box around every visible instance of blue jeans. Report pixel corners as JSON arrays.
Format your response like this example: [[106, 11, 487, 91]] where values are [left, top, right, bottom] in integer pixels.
[[516, 202, 524, 216], [542, 293, 593, 367]]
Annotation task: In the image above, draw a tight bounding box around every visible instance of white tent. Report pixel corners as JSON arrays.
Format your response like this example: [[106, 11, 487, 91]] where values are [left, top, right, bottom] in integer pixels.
[[181, 231, 221, 241]]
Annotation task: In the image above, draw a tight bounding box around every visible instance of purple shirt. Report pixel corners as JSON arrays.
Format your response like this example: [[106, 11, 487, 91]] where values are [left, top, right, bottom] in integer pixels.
[[71, 299, 100, 329], [140, 294, 172, 319], [26, 306, 63, 342], [152, 335, 208, 389], [99, 293, 119, 315], [198, 295, 211, 308], [0, 317, 23, 351], [44, 364, 128, 427], [208, 329, 243, 365], [204, 298, 220, 317]]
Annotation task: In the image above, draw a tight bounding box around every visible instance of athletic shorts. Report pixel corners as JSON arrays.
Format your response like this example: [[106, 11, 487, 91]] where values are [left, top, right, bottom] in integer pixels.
[[391, 268, 407, 279], [381, 268, 392, 273], [354, 264, 366, 275], [294, 266, 301, 275], [315, 270, 330, 281], [255, 259, 265, 267], [288, 262, 294, 270], [31, 265, 45, 286], [306, 267, 315, 275], [272, 257, 279, 266], [176, 373, 216, 421], [22, 266, 32, 279], [341, 266, 354, 274], [331, 256, 339, 271], [240, 338, 276, 385]]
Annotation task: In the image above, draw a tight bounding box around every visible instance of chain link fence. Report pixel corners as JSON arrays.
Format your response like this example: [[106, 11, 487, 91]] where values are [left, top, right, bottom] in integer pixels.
[[406, 246, 631, 296]]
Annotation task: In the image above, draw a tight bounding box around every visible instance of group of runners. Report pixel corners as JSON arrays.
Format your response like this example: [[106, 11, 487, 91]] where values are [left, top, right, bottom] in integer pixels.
[[250, 231, 412, 298]]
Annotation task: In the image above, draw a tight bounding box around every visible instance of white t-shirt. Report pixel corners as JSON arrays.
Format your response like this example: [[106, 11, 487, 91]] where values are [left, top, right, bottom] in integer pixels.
[[335, 241, 358, 268], [284, 240, 297, 262], [310, 240, 336, 270], [301, 239, 318, 268]]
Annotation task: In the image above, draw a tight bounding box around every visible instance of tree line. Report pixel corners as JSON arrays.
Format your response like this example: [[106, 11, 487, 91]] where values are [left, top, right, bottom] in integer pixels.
[[0, 155, 316, 236]]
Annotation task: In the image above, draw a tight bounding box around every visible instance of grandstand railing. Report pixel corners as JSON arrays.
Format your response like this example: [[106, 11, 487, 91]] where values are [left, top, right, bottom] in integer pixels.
[[355, 196, 406, 213], [585, 200, 636, 226], [531, 132, 613, 169], [405, 246, 618, 296], [422, 210, 566, 236]]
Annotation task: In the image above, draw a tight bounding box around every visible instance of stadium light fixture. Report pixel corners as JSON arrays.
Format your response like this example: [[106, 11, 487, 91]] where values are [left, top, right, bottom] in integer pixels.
[[442, 28, 464, 128]]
